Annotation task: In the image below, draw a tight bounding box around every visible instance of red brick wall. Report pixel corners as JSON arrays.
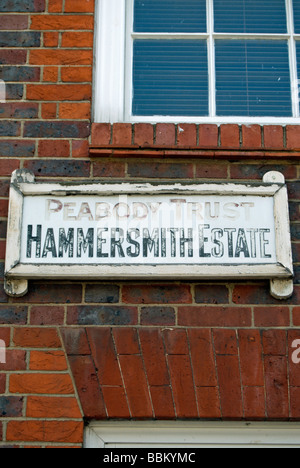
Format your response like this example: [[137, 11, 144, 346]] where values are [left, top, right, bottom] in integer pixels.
[[0, 0, 300, 448]]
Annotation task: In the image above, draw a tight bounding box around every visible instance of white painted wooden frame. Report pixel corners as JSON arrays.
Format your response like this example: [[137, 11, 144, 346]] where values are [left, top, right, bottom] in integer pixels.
[[93, 0, 300, 124], [4, 170, 293, 299], [85, 421, 300, 448]]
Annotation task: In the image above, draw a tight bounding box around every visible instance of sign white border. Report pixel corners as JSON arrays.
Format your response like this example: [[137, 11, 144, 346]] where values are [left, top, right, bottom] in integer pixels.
[[4, 170, 293, 299]]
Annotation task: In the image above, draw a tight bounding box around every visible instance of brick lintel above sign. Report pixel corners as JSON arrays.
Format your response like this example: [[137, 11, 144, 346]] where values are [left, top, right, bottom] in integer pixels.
[[4, 169, 294, 299]]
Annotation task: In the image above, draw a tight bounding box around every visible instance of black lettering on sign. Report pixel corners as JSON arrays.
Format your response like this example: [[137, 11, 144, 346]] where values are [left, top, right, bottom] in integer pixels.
[[247, 228, 258, 258], [77, 228, 94, 258], [127, 229, 140, 258], [180, 228, 193, 258], [168, 228, 179, 258], [58, 228, 74, 258], [211, 228, 224, 258], [260, 229, 271, 258], [224, 228, 236, 258], [199, 224, 211, 258], [97, 228, 108, 258], [111, 228, 125, 258], [161, 228, 167, 258], [235, 228, 250, 258], [143, 228, 159, 257], [42, 228, 57, 258], [27, 225, 42, 258]]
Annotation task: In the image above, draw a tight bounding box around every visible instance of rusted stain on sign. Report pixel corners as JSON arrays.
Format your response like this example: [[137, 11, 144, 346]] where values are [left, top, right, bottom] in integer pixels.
[[4, 170, 294, 299]]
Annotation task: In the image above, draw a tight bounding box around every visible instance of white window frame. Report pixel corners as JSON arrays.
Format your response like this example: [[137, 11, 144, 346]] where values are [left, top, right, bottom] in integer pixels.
[[93, 0, 300, 124], [85, 421, 300, 448]]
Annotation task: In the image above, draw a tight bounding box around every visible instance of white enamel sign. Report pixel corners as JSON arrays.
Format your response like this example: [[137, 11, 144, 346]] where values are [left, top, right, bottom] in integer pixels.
[[5, 170, 293, 299]]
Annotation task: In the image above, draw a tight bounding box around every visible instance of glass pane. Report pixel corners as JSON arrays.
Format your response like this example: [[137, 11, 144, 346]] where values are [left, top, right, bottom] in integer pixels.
[[134, 0, 206, 33], [214, 0, 287, 33], [296, 43, 300, 112], [294, 0, 300, 34], [132, 40, 208, 116], [215, 40, 292, 116]]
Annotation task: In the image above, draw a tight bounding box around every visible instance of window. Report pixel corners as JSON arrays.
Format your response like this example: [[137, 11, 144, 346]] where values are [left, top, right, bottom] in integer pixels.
[[85, 421, 300, 448], [94, 0, 300, 124]]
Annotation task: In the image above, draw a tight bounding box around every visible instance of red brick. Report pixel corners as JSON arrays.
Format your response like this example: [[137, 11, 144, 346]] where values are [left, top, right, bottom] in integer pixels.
[[195, 163, 228, 179], [0, 375, 6, 394], [87, 328, 122, 386], [264, 125, 284, 149], [140, 307, 176, 326], [122, 284, 192, 304], [216, 355, 243, 419], [156, 124, 176, 146], [286, 126, 300, 149], [163, 329, 189, 355], [119, 355, 153, 418], [232, 284, 283, 305], [30, 306, 64, 325], [167, 355, 198, 418], [43, 32, 59, 48], [72, 140, 89, 158], [0, 159, 20, 176], [239, 330, 264, 387], [198, 124, 218, 148], [19, 283, 82, 304], [290, 387, 300, 419], [59, 103, 91, 120], [254, 307, 290, 327], [112, 123, 132, 146], [30, 49, 92, 65], [0, 15, 28, 30], [195, 285, 229, 304], [0, 328, 10, 346], [93, 161, 126, 178], [213, 329, 238, 355], [139, 329, 170, 386], [61, 32, 93, 48], [134, 123, 154, 147], [10, 374, 73, 395], [128, 161, 194, 179], [27, 84, 91, 101], [91, 123, 111, 146], [27, 396, 81, 418], [41, 102, 57, 119], [242, 125, 262, 148], [61, 328, 91, 356], [64, 0, 95, 12], [188, 329, 217, 387], [177, 124, 197, 147], [113, 328, 140, 355], [43, 66, 58, 82], [264, 356, 289, 419], [262, 330, 287, 356], [178, 306, 251, 327], [220, 124, 240, 149], [0, 350, 26, 371], [243, 387, 266, 420], [293, 306, 300, 326], [150, 386, 176, 419], [30, 15, 94, 30], [101, 387, 130, 419], [61, 67, 92, 83], [38, 140, 70, 158], [13, 328, 60, 348], [6, 421, 83, 444], [68, 355, 106, 419], [0, 200, 8, 217], [29, 351, 67, 371], [196, 387, 221, 419], [0, 50, 26, 65]]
